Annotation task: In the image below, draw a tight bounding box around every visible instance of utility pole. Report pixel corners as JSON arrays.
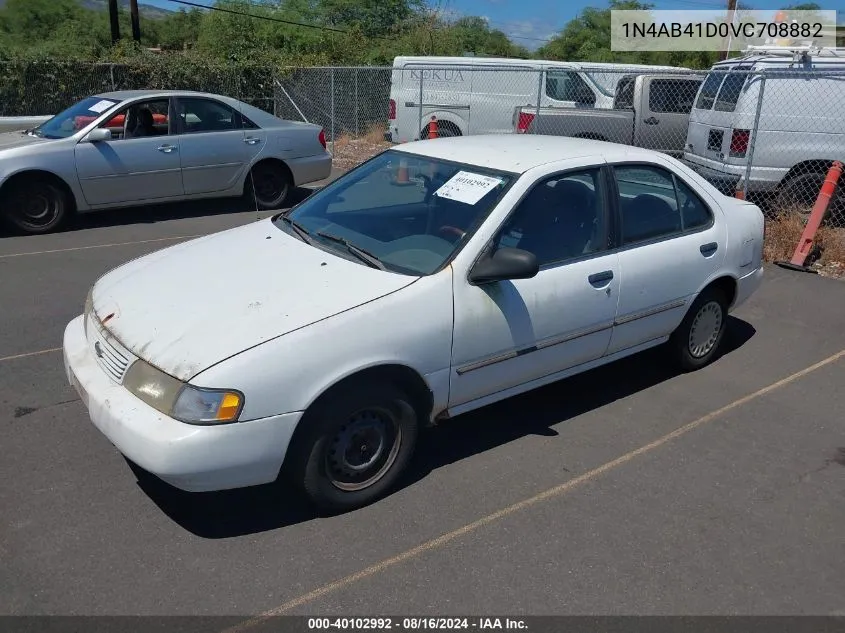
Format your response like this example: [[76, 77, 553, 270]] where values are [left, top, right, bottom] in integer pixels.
[[129, 0, 142, 43], [108, 0, 121, 44], [721, 0, 738, 60]]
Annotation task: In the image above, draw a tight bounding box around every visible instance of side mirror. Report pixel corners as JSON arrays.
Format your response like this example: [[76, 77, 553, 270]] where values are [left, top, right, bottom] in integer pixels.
[[83, 128, 112, 143], [468, 247, 539, 285], [575, 86, 596, 105]]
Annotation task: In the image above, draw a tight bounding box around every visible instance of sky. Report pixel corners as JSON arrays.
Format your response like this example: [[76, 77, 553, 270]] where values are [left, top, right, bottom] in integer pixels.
[[143, 0, 845, 51]]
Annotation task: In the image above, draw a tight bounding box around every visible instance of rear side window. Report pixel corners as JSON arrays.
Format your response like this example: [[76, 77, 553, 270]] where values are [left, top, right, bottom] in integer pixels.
[[614, 164, 712, 244], [695, 72, 724, 110], [649, 79, 702, 113]]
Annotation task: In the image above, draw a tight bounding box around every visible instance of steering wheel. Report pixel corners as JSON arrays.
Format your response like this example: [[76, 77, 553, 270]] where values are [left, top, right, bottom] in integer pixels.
[[439, 225, 466, 241]]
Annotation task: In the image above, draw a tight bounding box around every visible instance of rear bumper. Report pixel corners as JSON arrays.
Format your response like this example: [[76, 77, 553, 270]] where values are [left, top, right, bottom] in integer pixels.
[[63, 315, 302, 492], [682, 158, 742, 195], [732, 265, 764, 312], [287, 152, 333, 187]]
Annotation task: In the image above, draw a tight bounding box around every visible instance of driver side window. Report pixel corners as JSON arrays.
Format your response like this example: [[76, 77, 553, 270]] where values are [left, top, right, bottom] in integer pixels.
[[494, 168, 608, 267], [97, 99, 171, 140]]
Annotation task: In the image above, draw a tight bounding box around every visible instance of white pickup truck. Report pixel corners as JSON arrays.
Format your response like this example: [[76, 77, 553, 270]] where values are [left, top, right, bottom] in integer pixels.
[[513, 73, 703, 158]]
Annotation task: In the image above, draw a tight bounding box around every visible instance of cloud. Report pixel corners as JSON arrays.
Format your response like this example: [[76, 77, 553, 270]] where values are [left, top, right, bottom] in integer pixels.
[[498, 18, 558, 50]]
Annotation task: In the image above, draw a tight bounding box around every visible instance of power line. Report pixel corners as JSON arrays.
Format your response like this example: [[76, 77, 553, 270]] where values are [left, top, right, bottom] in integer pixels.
[[165, 0, 393, 40]]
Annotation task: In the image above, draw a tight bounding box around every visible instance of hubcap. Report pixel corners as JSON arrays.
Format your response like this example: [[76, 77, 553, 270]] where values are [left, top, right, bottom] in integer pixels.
[[254, 168, 285, 203], [688, 301, 723, 358], [325, 407, 402, 492], [13, 191, 58, 228]]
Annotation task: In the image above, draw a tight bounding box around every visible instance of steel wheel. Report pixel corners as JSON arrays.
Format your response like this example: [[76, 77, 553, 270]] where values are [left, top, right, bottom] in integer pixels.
[[324, 406, 402, 492], [287, 381, 420, 514], [687, 300, 723, 359]]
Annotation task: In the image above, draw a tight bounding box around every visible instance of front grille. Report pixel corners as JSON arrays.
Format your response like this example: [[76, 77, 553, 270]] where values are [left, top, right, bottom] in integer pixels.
[[90, 322, 133, 383]]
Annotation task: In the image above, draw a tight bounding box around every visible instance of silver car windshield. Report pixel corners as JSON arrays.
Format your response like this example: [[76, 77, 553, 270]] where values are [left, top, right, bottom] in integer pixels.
[[276, 150, 516, 276], [33, 96, 121, 139]]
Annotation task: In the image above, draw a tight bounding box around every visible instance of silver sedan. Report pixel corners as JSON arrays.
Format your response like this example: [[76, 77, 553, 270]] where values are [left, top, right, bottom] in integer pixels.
[[0, 90, 333, 234]]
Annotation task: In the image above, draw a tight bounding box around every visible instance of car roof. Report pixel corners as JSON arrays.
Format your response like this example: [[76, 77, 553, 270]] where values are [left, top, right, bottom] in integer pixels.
[[392, 134, 659, 174]]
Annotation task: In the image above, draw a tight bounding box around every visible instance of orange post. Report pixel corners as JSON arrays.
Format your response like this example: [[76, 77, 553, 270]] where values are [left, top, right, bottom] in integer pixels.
[[778, 160, 843, 272], [734, 176, 745, 200], [396, 157, 409, 183], [428, 115, 438, 139]]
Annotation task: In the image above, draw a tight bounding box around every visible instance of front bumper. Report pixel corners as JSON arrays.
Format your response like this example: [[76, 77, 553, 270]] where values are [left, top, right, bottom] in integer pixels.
[[63, 315, 302, 492]]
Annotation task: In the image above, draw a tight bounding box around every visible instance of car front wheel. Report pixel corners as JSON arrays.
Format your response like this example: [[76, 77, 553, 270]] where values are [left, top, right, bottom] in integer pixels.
[[668, 286, 728, 372], [2, 177, 69, 234], [286, 381, 419, 513]]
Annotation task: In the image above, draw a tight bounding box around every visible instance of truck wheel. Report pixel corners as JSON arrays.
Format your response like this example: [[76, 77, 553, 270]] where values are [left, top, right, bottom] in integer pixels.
[[776, 171, 845, 224], [286, 381, 419, 514]]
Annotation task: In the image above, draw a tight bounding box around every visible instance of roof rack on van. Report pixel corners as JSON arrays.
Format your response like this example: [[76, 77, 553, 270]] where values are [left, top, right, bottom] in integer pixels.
[[740, 43, 844, 57]]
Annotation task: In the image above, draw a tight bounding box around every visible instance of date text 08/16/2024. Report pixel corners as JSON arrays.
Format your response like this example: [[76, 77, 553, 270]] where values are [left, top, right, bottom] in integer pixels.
[[307, 618, 528, 630]]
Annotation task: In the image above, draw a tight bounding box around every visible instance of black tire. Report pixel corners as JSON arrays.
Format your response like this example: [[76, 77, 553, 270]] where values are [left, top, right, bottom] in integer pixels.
[[776, 171, 845, 224], [2, 176, 70, 234], [422, 124, 460, 139], [286, 381, 419, 514], [247, 161, 291, 210], [668, 287, 729, 372]]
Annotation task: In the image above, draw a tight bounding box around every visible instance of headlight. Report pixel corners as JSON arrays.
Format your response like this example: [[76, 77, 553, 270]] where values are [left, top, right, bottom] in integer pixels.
[[123, 359, 244, 425]]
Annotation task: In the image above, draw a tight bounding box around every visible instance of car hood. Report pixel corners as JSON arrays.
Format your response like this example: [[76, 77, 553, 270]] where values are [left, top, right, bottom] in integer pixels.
[[0, 131, 50, 152], [92, 219, 417, 381]]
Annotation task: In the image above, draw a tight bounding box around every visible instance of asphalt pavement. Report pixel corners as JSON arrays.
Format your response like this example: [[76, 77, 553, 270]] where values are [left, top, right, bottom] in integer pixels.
[[1, 191, 844, 618]]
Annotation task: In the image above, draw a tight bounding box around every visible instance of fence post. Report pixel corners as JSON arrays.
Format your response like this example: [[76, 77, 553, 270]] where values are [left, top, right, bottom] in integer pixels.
[[109, 64, 116, 91], [535, 68, 544, 135], [354, 68, 359, 137], [330, 67, 335, 153], [418, 70, 424, 140], [744, 72, 766, 199]]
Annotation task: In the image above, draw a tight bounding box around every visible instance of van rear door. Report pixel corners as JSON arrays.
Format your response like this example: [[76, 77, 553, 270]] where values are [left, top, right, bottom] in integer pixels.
[[685, 63, 753, 164]]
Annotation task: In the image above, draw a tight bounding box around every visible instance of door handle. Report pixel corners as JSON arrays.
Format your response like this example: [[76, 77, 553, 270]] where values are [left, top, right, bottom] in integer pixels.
[[588, 270, 614, 286], [156, 144, 176, 153], [644, 116, 659, 125], [244, 137, 261, 145], [700, 242, 718, 257]]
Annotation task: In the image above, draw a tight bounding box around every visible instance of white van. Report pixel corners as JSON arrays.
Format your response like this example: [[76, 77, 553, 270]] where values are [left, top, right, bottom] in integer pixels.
[[683, 46, 845, 205], [386, 56, 688, 143]]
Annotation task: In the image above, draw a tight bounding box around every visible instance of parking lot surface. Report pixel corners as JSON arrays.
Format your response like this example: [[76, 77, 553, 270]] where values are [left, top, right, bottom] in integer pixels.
[[1, 192, 844, 617]]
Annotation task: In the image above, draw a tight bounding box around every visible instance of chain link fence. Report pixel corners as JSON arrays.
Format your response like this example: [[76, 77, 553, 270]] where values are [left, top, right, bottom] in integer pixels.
[[2, 60, 844, 271]]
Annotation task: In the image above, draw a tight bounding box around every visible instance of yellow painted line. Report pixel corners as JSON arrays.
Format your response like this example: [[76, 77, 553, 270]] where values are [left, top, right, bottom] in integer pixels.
[[223, 348, 845, 632], [0, 347, 62, 363], [0, 234, 204, 259]]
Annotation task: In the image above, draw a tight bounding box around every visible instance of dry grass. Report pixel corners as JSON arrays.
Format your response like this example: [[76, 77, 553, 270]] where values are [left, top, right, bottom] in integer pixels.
[[330, 123, 392, 172], [763, 209, 845, 278]]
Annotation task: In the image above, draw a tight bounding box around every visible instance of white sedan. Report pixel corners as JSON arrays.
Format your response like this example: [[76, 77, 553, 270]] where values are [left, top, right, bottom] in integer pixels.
[[63, 135, 765, 513]]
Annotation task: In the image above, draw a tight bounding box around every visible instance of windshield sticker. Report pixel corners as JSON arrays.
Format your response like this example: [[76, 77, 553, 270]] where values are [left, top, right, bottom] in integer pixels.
[[434, 171, 503, 205], [88, 99, 117, 114]]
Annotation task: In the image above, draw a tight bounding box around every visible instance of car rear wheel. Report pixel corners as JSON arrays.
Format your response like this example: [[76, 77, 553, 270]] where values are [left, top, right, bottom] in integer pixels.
[[248, 162, 291, 210], [668, 287, 728, 372], [776, 171, 845, 225], [286, 381, 419, 513], [2, 177, 69, 234]]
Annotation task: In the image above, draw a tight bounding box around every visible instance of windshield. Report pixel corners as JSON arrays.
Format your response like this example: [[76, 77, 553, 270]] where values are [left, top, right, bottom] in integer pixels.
[[278, 150, 516, 275], [33, 96, 121, 139]]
